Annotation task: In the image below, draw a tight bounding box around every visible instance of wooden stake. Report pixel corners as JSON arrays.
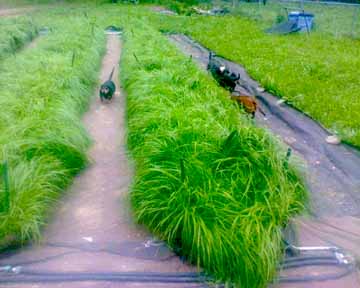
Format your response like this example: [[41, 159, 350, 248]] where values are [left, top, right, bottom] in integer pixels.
[[2, 161, 10, 213], [72, 51, 76, 67]]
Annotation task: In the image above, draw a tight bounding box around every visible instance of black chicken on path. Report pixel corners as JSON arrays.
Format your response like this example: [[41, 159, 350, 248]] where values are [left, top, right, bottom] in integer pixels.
[[99, 67, 116, 102], [207, 52, 240, 92]]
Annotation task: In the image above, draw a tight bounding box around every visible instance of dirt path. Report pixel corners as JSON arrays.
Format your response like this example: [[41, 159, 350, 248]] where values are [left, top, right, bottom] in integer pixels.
[[0, 7, 37, 17], [151, 6, 177, 15], [0, 34, 201, 287]]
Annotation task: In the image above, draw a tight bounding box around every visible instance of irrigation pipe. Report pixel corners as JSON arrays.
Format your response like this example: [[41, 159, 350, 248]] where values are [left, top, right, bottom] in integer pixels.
[[0, 240, 355, 284], [21, 271, 204, 278], [282, 259, 342, 269], [0, 255, 354, 285], [278, 264, 355, 283], [0, 263, 354, 285], [0, 270, 208, 284], [283, 255, 341, 263], [0, 240, 176, 268]]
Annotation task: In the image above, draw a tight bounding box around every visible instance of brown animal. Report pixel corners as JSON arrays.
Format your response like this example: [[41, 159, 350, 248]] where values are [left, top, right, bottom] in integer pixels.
[[231, 93, 266, 118]]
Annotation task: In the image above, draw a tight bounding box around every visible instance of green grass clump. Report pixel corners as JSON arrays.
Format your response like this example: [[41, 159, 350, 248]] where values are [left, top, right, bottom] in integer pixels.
[[0, 13, 105, 246], [0, 16, 37, 60], [121, 15, 306, 287]]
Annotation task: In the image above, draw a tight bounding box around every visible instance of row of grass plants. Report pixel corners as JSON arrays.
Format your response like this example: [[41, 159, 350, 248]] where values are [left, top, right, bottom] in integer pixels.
[[120, 14, 306, 287], [0, 13, 105, 248], [0, 16, 37, 61]]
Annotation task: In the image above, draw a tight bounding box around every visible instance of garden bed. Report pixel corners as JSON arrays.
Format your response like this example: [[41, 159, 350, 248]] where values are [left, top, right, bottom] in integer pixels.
[[120, 15, 306, 287], [0, 13, 105, 248]]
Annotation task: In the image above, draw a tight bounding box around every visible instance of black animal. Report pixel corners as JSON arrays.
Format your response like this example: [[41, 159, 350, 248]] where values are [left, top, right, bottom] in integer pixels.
[[222, 69, 241, 92], [100, 67, 116, 102], [207, 52, 240, 92]]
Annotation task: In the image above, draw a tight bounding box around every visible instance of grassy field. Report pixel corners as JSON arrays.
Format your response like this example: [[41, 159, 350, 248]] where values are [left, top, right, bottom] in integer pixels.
[[0, 10, 105, 247], [230, 1, 360, 39], [0, 16, 37, 60], [150, 10, 360, 147], [115, 8, 306, 286], [1, 2, 346, 286], [0, 1, 357, 285]]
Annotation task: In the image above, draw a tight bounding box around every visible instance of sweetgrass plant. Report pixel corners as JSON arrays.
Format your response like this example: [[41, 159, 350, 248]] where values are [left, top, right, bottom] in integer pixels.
[[0, 13, 105, 247], [0, 16, 37, 61], [120, 17, 306, 287]]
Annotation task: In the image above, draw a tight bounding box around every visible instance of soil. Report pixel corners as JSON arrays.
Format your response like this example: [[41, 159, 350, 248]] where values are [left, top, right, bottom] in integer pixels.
[[0, 34, 201, 287]]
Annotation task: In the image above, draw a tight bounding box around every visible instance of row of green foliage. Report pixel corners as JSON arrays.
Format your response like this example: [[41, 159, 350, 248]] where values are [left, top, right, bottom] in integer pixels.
[[0, 12, 105, 247], [0, 16, 37, 60], [119, 11, 306, 287], [151, 11, 360, 147]]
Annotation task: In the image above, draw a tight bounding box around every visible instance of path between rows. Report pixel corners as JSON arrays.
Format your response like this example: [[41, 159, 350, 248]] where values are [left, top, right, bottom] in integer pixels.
[[0, 34, 200, 287], [0, 7, 37, 17]]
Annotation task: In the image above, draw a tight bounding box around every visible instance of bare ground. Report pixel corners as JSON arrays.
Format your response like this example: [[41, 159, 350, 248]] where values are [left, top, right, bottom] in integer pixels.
[[0, 34, 201, 288]]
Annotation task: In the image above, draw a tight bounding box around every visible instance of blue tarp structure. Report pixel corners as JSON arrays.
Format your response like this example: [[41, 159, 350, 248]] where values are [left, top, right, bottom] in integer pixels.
[[288, 11, 314, 32], [266, 11, 314, 34]]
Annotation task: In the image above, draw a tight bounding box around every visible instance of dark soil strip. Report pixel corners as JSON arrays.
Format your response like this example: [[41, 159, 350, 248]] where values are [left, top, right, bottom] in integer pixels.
[[168, 34, 360, 219], [0, 34, 201, 288]]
